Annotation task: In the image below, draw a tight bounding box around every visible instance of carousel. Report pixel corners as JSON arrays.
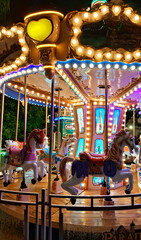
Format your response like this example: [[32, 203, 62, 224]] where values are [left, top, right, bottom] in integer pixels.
[[0, 0, 141, 239]]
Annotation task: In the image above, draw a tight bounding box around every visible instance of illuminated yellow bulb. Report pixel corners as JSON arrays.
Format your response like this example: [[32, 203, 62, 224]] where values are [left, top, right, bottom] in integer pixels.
[[124, 8, 132, 16], [6, 31, 12, 37], [17, 29, 23, 35], [22, 47, 28, 52], [112, 6, 121, 15], [15, 59, 21, 65], [122, 65, 127, 70], [20, 55, 26, 61], [2, 28, 6, 34], [101, 6, 109, 14], [74, 17, 80, 24], [93, 12, 99, 19], [12, 64, 17, 69], [125, 53, 132, 60], [106, 52, 111, 59], [11, 26, 17, 32], [114, 64, 119, 69], [19, 38, 25, 44], [71, 38, 78, 46], [73, 28, 79, 34], [98, 64, 103, 69], [134, 14, 139, 21], [84, 12, 88, 19], [116, 53, 122, 60], [130, 65, 135, 71], [97, 52, 102, 59], [135, 51, 140, 58], [87, 49, 93, 56], [27, 69, 31, 73], [76, 46, 84, 55], [14, 85, 17, 88]]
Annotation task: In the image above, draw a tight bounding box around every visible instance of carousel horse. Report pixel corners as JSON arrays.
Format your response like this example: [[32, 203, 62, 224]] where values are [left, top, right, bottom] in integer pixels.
[[38, 136, 77, 180], [60, 130, 138, 204], [1, 129, 45, 188]]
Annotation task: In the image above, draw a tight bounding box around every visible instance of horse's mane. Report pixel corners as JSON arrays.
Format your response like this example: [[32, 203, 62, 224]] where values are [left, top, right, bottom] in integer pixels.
[[106, 130, 127, 170], [26, 129, 40, 152]]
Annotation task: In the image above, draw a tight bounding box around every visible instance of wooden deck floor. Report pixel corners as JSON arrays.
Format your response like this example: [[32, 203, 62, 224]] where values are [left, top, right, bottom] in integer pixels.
[[0, 171, 141, 234]]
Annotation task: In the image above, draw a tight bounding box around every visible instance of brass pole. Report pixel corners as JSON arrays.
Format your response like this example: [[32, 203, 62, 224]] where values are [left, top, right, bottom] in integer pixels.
[[55, 88, 62, 150], [15, 91, 20, 141], [105, 69, 108, 154], [0, 85, 5, 163], [45, 98, 48, 137], [24, 76, 27, 145], [133, 108, 135, 144], [48, 71, 55, 200]]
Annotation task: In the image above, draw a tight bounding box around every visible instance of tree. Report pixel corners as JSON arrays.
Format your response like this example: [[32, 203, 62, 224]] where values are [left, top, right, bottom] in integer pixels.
[[0, 0, 10, 25]]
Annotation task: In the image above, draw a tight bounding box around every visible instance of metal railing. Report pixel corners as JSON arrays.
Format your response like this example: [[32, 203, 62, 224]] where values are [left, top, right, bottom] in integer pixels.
[[0, 189, 141, 240], [48, 192, 141, 240], [0, 188, 46, 240]]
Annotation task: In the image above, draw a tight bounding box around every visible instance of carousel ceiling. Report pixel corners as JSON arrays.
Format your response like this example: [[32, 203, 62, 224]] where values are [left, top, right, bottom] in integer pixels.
[[0, 0, 141, 107]]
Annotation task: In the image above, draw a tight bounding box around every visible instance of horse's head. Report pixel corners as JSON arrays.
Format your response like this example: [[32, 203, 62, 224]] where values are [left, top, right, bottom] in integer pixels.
[[5, 140, 18, 150], [58, 136, 77, 156], [62, 136, 77, 147], [117, 130, 138, 154], [29, 129, 45, 149], [124, 132, 138, 154]]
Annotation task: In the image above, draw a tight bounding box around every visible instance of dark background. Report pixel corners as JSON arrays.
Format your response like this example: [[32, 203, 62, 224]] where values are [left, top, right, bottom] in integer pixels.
[[3, 0, 141, 26]]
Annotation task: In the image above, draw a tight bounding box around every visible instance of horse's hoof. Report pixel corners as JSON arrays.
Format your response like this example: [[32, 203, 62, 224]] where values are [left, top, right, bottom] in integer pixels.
[[21, 181, 27, 189], [3, 182, 8, 187], [8, 180, 11, 185], [38, 176, 42, 182], [52, 166, 56, 171], [31, 179, 36, 184], [54, 176, 59, 181], [125, 189, 131, 194], [104, 197, 112, 201], [71, 197, 76, 205]]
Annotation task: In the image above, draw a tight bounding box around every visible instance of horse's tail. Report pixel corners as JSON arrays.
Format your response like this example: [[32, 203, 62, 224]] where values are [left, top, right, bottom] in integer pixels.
[[60, 157, 74, 182]]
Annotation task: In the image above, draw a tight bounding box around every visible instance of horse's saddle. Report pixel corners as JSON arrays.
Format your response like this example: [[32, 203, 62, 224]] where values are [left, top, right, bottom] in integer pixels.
[[9, 146, 27, 166], [86, 152, 106, 175]]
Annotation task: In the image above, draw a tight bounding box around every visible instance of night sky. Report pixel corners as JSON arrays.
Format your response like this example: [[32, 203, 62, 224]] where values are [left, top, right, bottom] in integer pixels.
[[6, 0, 141, 25]]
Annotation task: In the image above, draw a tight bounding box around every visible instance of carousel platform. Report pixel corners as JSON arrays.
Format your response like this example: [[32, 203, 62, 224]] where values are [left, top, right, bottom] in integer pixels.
[[0, 171, 141, 240]]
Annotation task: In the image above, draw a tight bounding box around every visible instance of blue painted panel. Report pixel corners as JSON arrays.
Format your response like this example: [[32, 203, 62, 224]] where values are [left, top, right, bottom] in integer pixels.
[[77, 108, 84, 134], [95, 139, 104, 154], [112, 109, 120, 134], [95, 108, 105, 134], [76, 138, 85, 157]]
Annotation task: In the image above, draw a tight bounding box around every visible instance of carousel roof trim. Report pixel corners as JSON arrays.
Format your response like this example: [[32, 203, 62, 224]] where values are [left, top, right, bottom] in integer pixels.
[[70, 2, 141, 63], [0, 25, 29, 76], [0, 64, 44, 89], [56, 59, 141, 71], [24, 11, 64, 21]]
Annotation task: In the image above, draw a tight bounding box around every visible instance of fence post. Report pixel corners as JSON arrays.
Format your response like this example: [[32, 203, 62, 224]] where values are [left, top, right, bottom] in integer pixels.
[[35, 194, 39, 240], [59, 208, 63, 240], [48, 195, 52, 240], [24, 205, 29, 240], [41, 189, 46, 240]]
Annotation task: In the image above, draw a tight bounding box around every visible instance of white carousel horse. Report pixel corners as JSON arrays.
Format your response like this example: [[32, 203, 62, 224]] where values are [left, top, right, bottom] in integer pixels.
[[38, 136, 77, 180], [1, 129, 45, 188], [60, 130, 138, 204]]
